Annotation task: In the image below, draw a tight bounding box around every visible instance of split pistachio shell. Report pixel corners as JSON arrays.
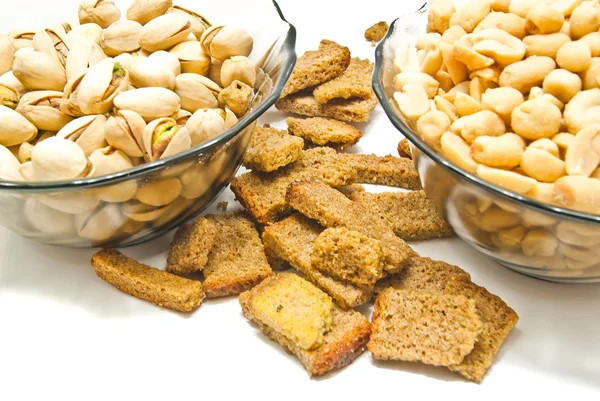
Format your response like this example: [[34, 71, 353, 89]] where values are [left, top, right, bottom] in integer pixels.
[[76, 203, 124, 242], [10, 29, 35, 50], [0, 34, 14, 76], [105, 110, 146, 157], [77, 58, 129, 115], [0, 145, 23, 181], [148, 50, 181, 76], [151, 196, 194, 227], [17, 142, 34, 163], [142, 117, 191, 160], [138, 14, 191, 53], [127, 0, 173, 25], [179, 164, 212, 199], [167, 6, 211, 39], [135, 178, 181, 206], [128, 56, 176, 89], [18, 161, 37, 181], [224, 107, 238, 129], [67, 23, 103, 46], [24, 198, 76, 236], [169, 41, 210, 75], [200, 25, 253, 61], [0, 84, 19, 109], [208, 58, 224, 86], [61, 71, 86, 117], [56, 114, 107, 155], [113, 52, 134, 70], [12, 50, 67, 91], [101, 20, 142, 56], [89, 146, 137, 202], [186, 108, 226, 146], [0, 105, 38, 146], [174, 73, 219, 112], [123, 201, 167, 221], [31, 136, 92, 180], [16, 91, 74, 131], [173, 109, 192, 125], [218, 80, 253, 117], [38, 192, 100, 215], [113, 87, 180, 120], [32, 27, 71, 67], [0, 71, 28, 97], [221, 56, 256, 87], [78, 0, 121, 29], [65, 39, 91, 82]]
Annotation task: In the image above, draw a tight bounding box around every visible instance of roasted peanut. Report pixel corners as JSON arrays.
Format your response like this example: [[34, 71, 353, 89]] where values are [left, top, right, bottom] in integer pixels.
[[449, 0, 491, 33], [492, 225, 527, 249], [445, 81, 471, 102], [556, 41, 592, 72], [439, 41, 468, 85], [521, 147, 566, 182], [528, 87, 565, 111], [490, 0, 511, 13], [521, 229, 558, 257], [580, 58, 600, 90], [543, 69, 582, 102], [563, 89, 600, 134], [456, 110, 506, 143], [529, 138, 560, 158], [475, 205, 521, 232], [481, 86, 524, 123], [526, 3, 565, 34], [394, 84, 430, 120], [569, 1, 600, 39], [470, 66, 502, 84], [475, 12, 527, 39], [511, 97, 562, 140], [393, 71, 439, 98], [434, 70, 454, 92], [551, 0, 584, 17], [577, 32, 600, 58], [470, 133, 525, 168], [559, 243, 599, 264], [455, 92, 483, 116], [393, 41, 420, 73], [440, 131, 479, 173], [453, 36, 495, 70], [416, 33, 443, 50], [441, 25, 468, 44], [428, 0, 455, 34], [564, 124, 600, 176], [499, 56, 556, 93], [416, 109, 451, 151], [553, 132, 576, 158], [420, 43, 444, 76], [471, 28, 527, 66], [521, 209, 557, 228], [523, 33, 571, 59], [476, 164, 538, 193], [553, 175, 600, 213], [434, 95, 459, 122], [510, 0, 546, 18], [556, 220, 600, 246]]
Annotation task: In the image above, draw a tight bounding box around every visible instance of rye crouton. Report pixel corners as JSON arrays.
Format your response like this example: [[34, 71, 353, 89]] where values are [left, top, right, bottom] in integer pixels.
[[243, 125, 304, 172], [350, 191, 454, 241], [365, 21, 389, 43], [286, 117, 362, 150], [262, 214, 372, 309], [285, 180, 417, 273], [276, 91, 378, 122], [398, 138, 412, 159], [340, 153, 421, 189], [313, 58, 374, 104], [167, 218, 217, 275], [202, 213, 273, 298], [91, 249, 205, 312], [311, 227, 384, 287], [240, 273, 371, 377], [368, 289, 483, 366], [230, 147, 356, 225], [281, 40, 351, 98], [337, 184, 366, 199]]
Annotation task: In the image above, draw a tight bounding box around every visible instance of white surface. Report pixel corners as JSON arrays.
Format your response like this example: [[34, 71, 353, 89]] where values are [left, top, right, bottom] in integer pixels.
[[1, 1, 599, 400]]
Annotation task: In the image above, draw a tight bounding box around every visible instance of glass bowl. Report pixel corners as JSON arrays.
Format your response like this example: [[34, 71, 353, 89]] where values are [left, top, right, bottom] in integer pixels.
[[0, 0, 296, 248], [373, 2, 600, 283]]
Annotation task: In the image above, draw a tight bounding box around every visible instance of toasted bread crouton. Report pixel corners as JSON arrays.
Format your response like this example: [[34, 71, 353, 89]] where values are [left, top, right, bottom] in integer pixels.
[[262, 214, 372, 309], [374, 257, 471, 296], [313, 58, 374, 104], [285, 180, 417, 273], [351, 191, 454, 241], [365, 21, 389, 43], [243, 125, 304, 172], [230, 147, 356, 225], [337, 184, 366, 199], [240, 273, 371, 377], [202, 213, 273, 298], [312, 227, 384, 287], [339, 153, 421, 189], [91, 249, 205, 312], [398, 138, 412, 159], [368, 289, 483, 366], [167, 218, 217, 275], [286, 117, 362, 150], [264, 246, 291, 271], [281, 40, 351, 98], [276, 92, 378, 122], [444, 278, 519, 383]]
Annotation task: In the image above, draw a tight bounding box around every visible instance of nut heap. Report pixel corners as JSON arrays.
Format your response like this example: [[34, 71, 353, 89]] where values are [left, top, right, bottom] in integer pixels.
[[0, 0, 258, 243], [394, 0, 600, 274]]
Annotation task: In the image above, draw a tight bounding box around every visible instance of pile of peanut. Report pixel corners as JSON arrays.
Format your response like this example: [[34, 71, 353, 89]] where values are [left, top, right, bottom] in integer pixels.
[[393, 0, 600, 216]]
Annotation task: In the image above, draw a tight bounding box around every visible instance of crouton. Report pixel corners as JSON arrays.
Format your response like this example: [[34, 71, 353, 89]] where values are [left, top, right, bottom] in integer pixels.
[[167, 217, 217, 275], [337, 184, 366, 199], [313, 58, 374, 104], [365, 21, 389, 43], [397, 138, 412, 159], [339, 153, 421, 189], [286, 117, 362, 150], [276, 91, 378, 122], [243, 125, 304, 172]]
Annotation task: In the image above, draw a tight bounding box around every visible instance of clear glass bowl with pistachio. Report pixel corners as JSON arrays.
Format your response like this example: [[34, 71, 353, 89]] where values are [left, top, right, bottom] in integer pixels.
[[0, 0, 296, 247]]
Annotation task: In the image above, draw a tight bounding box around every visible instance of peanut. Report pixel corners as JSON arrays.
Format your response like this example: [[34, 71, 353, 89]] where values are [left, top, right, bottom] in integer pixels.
[[556, 220, 600, 246], [551, 0, 584, 17], [521, 229, 558, 257], [416, 33, 443, 50], [543, 69, 582, 103], [471, 28, 527, 66], [510, 0, 550, 18], [439, 41, 469, 85], [481, 86, 524, 123], [475, 12, 527, 39], [428, 0, 455, 34], [449, 0, 491, 33], [564, 124, 600, 176], [470, 66, 502, 84], [444, 81, 471, 103], [526, 3, 565, 34], [552, 132, 576, 158], [563, 88, 600, 134], [511, 97, 562, 140], [420, 43, 444, 76], [434, 95, 459, 122], [441, 25, 468, 44], [470, 133, 525, 168], [490, 0, 511, 13], [580, 58, 600, 90], [440, 131, 479, 173], [579, 32, 600, 57], [523, 33, 571, 59], [393, 41, 420, 73], [455, 92, 483, 116], [556, 41, 592, 73], [492, 225, 527, 249], [458, 110, 506, 143], [434, 70, 454, 92], [416, 109, 451, 151], [475, 205, 521, 232], [453, 36, 495, 70], [559, 243, 599, 264], [521, 209, 557, 228], [553, 175, 600, 213], [528, 138, 560, 158], [393, 72, 439, 98], [520, 147, 566, 182], [394, 84, 430, 120], [569, 1, 600, 39], [476, 164, 538, 193], [499, 56, 556, 93]]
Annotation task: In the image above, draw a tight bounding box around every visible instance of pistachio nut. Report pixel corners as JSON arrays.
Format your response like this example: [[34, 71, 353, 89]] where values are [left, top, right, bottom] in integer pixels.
[[207, 58, 223, 86], [151, 196, 194, 228], [113, 87, 180, 120], [185, 108, 225, 146], [167, 6, 211, 39], [0, 145, 23, 181], [218, 80, 253, 117], [65, 39, 92, 82], [200, 25, 253, 61], [119, 219, 146, 236], [12, 50, 67, 91], [75, 203, 125, 242], [24, 198, 76, 236], [0, 84, 19, 109], [224, 107, 238, 129], [173, 109, 192, 125], [32, 27, 71, 67], [128, 56, 176, 90], [16, 91, 74, 131], [59, 20, 79, 35], [89, 146, 137, 203], [61, 71, 86, 117], [127, 0, 173, 25], [0, 71, 28, 97], [138, 14, 191, 53], [18, 161, 37, 181], [220, 56, 256, 87], [10, 29, 35, 50], [77, 58, 129, 115], [113, 52, 134, 70], [148, 50, 181, 76], [169, 41, 210, 75], [100, 20, 142, 56], [135, 178, 181, 206], [122, 201, 167, 222], [17, 141, 34, 163], [0, 34, 14, 76], [36, 130, 56, 143], [56, 114, 107, 155], [88, 43, 107, 66], [38, 191, 100, 215], [67, 23, 103, 46], [78, 0, 121, 29], [173, 73, 220, 112], [105, 109, 146, 157], [0, 105, 38, 146], [142, 117, 191, 161], [31, 136, 92, 181]]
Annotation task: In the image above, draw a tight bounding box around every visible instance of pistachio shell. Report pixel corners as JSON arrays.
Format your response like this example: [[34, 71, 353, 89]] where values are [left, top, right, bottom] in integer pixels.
[[113, 87, 180, 120], [148, 50, 181, 76], [0, 145, 23, 181], [9, 29, 35, 51], [167, 6, 211, 39], [218, 80, 253, 117], [17, 142, 34, 163], [122, 201, 167, 221], [220, 56, 256, 87], [105, 110, 146, 157], [60, 71, 86, 117], [57, 114, 107, 155], [12, 50, 67, 91], [151, 196, 194, 227], [75, 203, 124, 242], [200, 25, 253, 61], [0, 105, 38, 146], [173, 109, 192, 125], [127, 0, 173, 25], [89, 146, 137, 202], [169, 41, 210, 75], [88, 42, 107, 65], [24, 198, 76, 236], [0, 34, 14, 76], [38, 192, 100, 215], [224, 107, 238, 129], [67, 23, 103, 46], [16, 91, 74, 131], [135, 178, 181, 206], [128, 56, 176, 90], [179, 150, 227, 199], [142, 117, 191, 160], [32, 28, 71, 67], [113, 52, 134, 70], [31, 137, 91, 180], [101, 20, 142, 56], [77, 58, 129, 115], [138, 14, 191, 52], [173, 73, 219, 112], [18, 161, 37, 181], [0, 84, 19, 109], [185, 108, 225, 146], [0, 71, 28, 97], [207, 58, 223, 86], [78, 0, 121, 29]]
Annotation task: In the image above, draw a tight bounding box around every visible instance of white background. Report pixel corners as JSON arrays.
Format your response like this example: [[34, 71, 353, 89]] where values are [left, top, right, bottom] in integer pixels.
[[0, 0, 599, 400]]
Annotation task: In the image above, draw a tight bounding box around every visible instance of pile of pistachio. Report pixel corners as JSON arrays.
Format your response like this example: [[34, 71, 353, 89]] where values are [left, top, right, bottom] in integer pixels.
[[0, 0, 257, 184]]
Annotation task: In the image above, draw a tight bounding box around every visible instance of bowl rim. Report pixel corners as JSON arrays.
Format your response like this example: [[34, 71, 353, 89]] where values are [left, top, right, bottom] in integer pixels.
[[1, 0, 297, 193], [372, 4, 600, 225]]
